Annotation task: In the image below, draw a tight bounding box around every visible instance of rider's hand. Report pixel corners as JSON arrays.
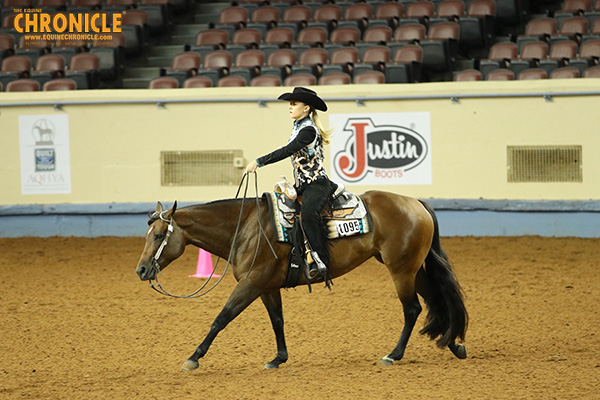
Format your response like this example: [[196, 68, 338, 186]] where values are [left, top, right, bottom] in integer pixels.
[[245, 160, 258, 174]]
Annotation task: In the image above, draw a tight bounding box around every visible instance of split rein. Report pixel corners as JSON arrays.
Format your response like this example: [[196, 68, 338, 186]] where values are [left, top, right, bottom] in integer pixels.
[[147, 172, 278, 298]]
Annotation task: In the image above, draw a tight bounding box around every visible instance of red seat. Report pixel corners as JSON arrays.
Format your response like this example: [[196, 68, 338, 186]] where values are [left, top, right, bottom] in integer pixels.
[[376, 2, 404, 19], [312, 5, 342, 22], [3, 0, 33, 6], [344, 3, 373, 20], [171, 52, 201, 71], [583, 66, 600, 77], [196, 30, 229, 47], [297, 27, 328, 45], [70, 0, 101, 7], [318, 72, 351, 85], [518, 68, 548, 80], [385, 45, 423, 83], [232, 28, 262, 46], [65, 53, 99, 89], [218, 76, 247, 87], [560, 0, 592, 13], [468, 0, 496, 16], [353, 71, 385, 84], [394, 24, 426, 42], [284, 73, 317, 86], [234, 49, 264, 68], [149, 77, 178, 88], [0, 34, 15, 55], [486, 69, 515, 80], [282, 5, 311, 23], [1, 55, 31, 73], [362, 46, 391, 64], [203, 50, 233, 69], [251, 6, 279, 23], [43, 78, 77, 91], [329, 27, 361, 44], [250, 75, 282, 86], [183, 76, 213, 88], [264, 28, 294, 45], [363, 26, 392, 43], [559, 16, 588, 38], [436, 0, 466, 18], [454, 69, 482, 81], [405, 1, 436, 19], [329, 47, 359, 65], [519, 41, 549, 60], [550, 67, 580, 78], [524, 18, 558, 36], [267, 49, 296, 67], [6, 79, 39, 91], [218, 7, 248, 26]]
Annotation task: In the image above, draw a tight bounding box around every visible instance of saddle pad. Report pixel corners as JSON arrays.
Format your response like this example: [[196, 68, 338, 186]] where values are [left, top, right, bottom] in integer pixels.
[[264, 190, 372, 243]]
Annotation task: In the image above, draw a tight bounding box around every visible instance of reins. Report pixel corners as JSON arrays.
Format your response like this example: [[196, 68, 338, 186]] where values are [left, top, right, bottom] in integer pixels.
[[148, 172, 277, 298]]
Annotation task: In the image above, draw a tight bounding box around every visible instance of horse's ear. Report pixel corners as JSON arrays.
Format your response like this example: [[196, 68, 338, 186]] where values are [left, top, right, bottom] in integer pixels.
[[164, 201, 177, 219], [156, 201, 164, 213]]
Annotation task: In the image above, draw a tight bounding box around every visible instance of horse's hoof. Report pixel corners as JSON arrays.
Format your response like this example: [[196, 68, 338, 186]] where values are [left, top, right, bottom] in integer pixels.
[[181, 359, 199, 371], [264, 362, 279, 369], [450, 344, 467, 359], [379, 356, 395, 366]]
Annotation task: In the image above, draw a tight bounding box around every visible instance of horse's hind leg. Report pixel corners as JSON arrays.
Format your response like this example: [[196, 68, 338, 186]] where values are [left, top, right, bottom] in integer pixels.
[[260, 290, 288, 369], [380, 271, 422, 366]]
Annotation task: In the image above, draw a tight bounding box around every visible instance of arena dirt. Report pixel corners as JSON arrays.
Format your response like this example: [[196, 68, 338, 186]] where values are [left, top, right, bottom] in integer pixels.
[[1, 236, 599, 399]]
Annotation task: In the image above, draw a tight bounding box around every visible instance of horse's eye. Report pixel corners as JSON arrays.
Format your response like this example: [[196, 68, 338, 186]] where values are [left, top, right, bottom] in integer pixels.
[[154, 233, 165, 241]]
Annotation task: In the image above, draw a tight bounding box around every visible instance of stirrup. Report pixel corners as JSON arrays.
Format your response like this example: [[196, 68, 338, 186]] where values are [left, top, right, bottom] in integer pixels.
[[307, 251, 327, 279]]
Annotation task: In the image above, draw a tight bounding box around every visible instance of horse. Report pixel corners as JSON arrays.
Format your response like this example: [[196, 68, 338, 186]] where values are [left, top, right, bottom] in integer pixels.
[[135, 190, 468, 370]]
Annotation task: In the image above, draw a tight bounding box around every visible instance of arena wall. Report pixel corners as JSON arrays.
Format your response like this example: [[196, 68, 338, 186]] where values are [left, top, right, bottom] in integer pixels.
[[1, 80, 599, 237]]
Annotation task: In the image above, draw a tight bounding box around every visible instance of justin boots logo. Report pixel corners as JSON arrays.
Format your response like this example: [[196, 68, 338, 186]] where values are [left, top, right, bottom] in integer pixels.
[[333, 117, 429, 183]]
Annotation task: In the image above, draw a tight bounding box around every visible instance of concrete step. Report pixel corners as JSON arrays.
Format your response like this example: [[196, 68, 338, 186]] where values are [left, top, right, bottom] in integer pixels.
[[195, 1, 230, 16], [146, 56, 174, 68], [169, 34, 197, 46], [173, 24, 207, 36], [122, 77, 154, 89], [123, 67, 160, 79], [148, 44, 186, 57]]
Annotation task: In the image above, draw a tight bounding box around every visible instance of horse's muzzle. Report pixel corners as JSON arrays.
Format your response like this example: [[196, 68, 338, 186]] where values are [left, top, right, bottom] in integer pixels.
[[136, 261, 157, 281]]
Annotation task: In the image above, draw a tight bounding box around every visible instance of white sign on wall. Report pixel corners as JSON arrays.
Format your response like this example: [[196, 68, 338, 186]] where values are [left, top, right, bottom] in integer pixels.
[[19, 115, 71, 195], [329, 112, 432, 185]]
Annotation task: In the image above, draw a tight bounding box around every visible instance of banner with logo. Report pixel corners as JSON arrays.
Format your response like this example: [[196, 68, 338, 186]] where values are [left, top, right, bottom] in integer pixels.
[[19, 115, 71, 195], [329, 112, 432, 185]]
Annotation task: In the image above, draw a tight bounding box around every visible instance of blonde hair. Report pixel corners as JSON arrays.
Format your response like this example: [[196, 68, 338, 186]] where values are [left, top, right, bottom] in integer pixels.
[[310, 110, 333, 145]]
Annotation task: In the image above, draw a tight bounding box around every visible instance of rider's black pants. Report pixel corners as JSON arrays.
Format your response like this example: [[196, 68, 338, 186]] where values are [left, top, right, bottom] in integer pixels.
[[300, 179, 334, 266]]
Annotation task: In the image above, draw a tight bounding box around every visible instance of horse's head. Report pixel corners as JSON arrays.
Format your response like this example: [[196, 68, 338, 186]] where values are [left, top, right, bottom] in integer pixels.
[[136, 201, 186, 281]]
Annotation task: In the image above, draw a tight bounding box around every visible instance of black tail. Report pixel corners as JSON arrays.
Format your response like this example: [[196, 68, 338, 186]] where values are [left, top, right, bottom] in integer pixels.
[[417, 200, 468, 348]]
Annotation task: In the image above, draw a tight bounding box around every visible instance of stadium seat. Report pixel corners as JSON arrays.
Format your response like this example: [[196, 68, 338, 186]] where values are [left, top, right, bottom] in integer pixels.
[[261, 49, 296, 79], [321, 47, 358, 76], [354, 46, 390, 76], [353, 70, 385, 84], [308, 4, 343, 32], [454, 69, 482, 81], [52, 38, 87, 67], [385, 44, 423, 83], [338, 3, 373, 31], [583, 65, 600, 77], [279, 5, 311, 34], [551, 16, 588, 45], [420, 21, 460, 71], [318, 72, 351, 85], [120, 9, 149, 56], [293, 27, 328, 53], [149, 76, 178, 88], [459, 0, 496, 49], [195, 50, 233, 86], [327, 27, 361, 52], [0, 33, 15, 63], [486, 68, 515, 80], [403, 1, 436, 25], [284, 73, 317, 86], [161, 52, 201, 86], [43, 78, 77, 91], [539, 40, 579, 75], [517, 18, 557, 52], [478, 41, 518, 78], [370, 2, 404, 30], [230, 49, 265, 82], [30, 54, 65, 87], [250, 75, 282, 86], [89, 32, 125, 81], [291, 47, 328, 77], [569, 39, 600, 73], [65, 53, 100, 89], [248, 6, 280, 34], [183, 76, 213, 88], [518, 68, 548, 80], [6, 78, 39, 91], [218, 75, 247, 87], [211, 7, 248, 37], [228, 28, 262, 56], [508, 41, 549, 77], [190, 29, 229, 60], [14, 36, 50, 67], [549, 66, 580, 78]]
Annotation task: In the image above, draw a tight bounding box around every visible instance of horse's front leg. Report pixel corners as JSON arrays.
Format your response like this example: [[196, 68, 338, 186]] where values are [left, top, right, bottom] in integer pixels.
[[260, 290, 288, 369], [182, 281, 263, 371]]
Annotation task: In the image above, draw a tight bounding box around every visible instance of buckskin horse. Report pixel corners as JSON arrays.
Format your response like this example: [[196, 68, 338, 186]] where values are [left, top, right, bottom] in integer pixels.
[[135, 190, 468, 370]]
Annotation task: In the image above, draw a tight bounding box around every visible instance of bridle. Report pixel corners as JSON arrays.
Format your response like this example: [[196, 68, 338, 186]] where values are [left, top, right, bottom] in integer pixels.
[[146, 172, 277, 299]]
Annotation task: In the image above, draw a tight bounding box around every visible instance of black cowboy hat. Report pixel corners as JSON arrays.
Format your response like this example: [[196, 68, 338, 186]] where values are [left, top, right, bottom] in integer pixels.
[[277, 87, 327, 112]]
